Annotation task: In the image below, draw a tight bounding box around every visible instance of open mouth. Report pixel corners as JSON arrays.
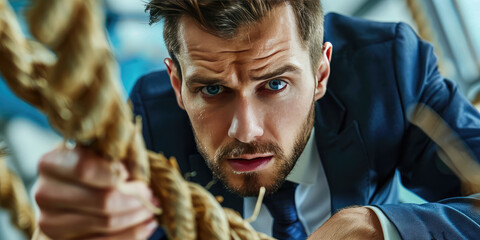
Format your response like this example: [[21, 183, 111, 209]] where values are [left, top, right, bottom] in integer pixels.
[[227, 155, 273, 172]]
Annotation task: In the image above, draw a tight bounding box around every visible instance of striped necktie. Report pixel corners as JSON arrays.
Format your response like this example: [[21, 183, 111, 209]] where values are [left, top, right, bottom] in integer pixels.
[[263, 181, 307, 240]]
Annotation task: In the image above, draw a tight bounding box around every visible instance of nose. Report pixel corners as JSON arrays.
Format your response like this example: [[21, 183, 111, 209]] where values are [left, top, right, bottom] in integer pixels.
[[228, 98, 264, 143]]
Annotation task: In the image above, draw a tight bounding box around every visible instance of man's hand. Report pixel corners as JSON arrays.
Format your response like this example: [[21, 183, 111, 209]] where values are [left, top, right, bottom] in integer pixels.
[[35, 146, 158, 240], [308, 207, 384, 240]]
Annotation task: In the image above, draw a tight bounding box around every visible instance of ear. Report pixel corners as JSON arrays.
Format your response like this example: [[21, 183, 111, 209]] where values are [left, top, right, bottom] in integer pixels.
[[314, 42, 333, 101], [165, 58, 185, 110]]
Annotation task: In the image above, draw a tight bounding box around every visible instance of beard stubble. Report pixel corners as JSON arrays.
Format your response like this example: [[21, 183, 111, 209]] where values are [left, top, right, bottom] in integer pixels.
[[194, 102, 315, 197]]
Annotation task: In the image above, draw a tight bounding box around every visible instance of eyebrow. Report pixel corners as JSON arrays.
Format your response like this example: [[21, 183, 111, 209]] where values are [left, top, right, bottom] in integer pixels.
[[185, 64, 301, 88], [185, 76, 227, 89], [251, 64, 301, 81]]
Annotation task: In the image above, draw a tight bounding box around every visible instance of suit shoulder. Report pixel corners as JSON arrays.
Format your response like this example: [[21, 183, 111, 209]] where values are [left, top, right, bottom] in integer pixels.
[[324, 13, 419, 54], [129, 70, 174, 102]]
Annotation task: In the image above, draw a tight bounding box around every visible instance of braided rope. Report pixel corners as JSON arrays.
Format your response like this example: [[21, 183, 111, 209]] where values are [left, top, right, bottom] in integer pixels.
[[0, 1, 40, 238], [0, 0, 274, 239], [148, 152, 197, 239], [0, 0, 54, 111], [0, 146, 36, 238], [27, 0, 150, 181]]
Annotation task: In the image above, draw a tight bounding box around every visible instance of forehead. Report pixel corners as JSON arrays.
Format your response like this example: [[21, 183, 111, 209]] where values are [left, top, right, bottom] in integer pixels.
[[176, 4, 306, 76]]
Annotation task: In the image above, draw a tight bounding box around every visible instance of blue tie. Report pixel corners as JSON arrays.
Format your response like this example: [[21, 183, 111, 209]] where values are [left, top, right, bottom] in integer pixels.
[[263, 181, 307, 240]]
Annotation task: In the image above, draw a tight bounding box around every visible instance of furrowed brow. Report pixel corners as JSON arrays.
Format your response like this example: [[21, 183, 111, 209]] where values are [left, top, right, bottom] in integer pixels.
[[251, 64, 301, 81], [185, 75, 227, 88]]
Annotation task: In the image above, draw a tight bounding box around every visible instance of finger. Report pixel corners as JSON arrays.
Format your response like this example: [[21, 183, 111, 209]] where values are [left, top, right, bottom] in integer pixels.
[[38, 146, 128, 188], [85, 219, 158, 240], [39, 207, 155, 239], [36, 178, 153, 215]]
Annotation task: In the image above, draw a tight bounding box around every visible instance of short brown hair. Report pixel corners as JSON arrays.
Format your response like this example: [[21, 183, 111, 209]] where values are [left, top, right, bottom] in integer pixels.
[[146, 0, 324, 76]]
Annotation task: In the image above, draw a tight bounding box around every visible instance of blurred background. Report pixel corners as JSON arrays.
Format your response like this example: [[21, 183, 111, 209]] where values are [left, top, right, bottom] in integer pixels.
[[0, 0, 479, 239]]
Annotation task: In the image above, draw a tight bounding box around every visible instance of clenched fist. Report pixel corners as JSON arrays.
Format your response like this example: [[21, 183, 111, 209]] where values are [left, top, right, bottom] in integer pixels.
[[35, 146, 158, 240]]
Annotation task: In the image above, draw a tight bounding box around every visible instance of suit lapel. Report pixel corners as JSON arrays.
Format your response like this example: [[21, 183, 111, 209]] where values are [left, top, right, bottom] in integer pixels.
[[314, 90, 370, 213]]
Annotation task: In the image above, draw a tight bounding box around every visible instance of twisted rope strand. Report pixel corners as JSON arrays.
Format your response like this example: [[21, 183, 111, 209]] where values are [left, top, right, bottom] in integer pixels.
[[148, 152, 197, 239], [0, 0, 275, 239], [0, 147, 36, 238], [27, 0, 150, 181], [0, 0, 54, 110]]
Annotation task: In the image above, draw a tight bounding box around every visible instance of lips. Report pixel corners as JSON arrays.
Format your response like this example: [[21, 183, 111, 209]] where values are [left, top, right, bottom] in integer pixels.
[[227, 156, 273, 172]]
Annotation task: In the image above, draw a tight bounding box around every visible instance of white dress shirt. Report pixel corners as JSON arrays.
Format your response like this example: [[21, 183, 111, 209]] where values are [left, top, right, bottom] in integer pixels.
[[243, 128, 401, 239]]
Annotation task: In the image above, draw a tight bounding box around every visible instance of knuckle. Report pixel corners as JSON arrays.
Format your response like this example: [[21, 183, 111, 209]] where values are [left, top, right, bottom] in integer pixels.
[[98, 215, 116, 229], [38, 148, 65, 175], [98, 188, 117, 212], [34, 191, 45, 208], [37, 153, 52, 176], [34, 184, 50, 208], [37, 215, 47, 229], [74, 155, 92, 182], [38, 218, 58, 239]]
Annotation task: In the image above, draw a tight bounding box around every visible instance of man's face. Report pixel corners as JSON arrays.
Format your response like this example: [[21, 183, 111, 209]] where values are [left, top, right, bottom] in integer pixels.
[[167, 4, 331, 196]]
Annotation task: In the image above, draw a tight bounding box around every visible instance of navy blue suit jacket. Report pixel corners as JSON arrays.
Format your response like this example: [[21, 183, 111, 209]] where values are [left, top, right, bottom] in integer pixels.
[[131, 13, 480, 239]]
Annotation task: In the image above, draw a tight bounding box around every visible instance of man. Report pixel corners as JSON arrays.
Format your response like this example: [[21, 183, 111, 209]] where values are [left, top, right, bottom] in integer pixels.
[[35, 0, 480, 239]]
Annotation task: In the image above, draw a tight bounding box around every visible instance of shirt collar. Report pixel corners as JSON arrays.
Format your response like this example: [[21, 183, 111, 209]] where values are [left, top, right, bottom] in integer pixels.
[[286, 128, 320, 185]]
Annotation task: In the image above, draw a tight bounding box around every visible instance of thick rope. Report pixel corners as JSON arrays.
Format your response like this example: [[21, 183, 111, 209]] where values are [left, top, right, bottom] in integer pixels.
[[0, 1, 41, 238], [0, 0, 55, 111], [0, 146, 36, 238], [0, 0, 274, 239], [27, 0, 150, 181], [148, 152, 197, 239]]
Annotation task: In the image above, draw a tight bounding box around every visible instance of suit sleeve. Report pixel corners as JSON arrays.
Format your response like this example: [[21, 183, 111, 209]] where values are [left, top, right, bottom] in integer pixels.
[[374, 22, 480, 239]]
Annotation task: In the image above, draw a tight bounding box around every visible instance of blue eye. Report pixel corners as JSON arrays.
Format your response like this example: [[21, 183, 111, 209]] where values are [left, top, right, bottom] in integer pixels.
[[201, 85, 224, 95], [265, 79, 287, 91]]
